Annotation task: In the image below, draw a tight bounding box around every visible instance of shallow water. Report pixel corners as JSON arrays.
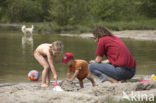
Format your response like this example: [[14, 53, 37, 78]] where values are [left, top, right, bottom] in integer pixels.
[[0, 32, 156, 83]]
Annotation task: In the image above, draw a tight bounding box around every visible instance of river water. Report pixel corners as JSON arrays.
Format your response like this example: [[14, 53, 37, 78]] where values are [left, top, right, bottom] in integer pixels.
[[0, 32, 156, 83]]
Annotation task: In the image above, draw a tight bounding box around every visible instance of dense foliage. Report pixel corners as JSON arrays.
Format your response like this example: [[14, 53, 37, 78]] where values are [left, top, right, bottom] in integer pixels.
[[0, 0, 155, 23], [0, 0, 156, 31]]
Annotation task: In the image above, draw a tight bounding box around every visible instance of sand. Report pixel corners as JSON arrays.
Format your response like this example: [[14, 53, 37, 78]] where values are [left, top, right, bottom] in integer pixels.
[[0, 80, 156, 103], [1, 30, 156, 103], [60, 30, 156, 40]]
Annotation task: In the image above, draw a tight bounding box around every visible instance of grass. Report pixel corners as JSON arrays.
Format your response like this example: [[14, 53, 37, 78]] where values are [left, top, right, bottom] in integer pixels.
[[32, 18, 156, 34], [0, 18, 156, 34]]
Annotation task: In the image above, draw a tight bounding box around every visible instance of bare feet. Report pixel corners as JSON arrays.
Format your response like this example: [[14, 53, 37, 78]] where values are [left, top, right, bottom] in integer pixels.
[[109, 78, 118, 83], [46, 82, 50, 86], [92, 83, 96, 87], [41, 84, 48, 87]]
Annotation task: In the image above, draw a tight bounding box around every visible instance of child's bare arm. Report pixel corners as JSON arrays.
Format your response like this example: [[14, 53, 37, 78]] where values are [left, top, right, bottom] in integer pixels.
[[54, 56, 59, 63], [67, 70, 79, 82], [66, 72, 71, 79], [47, 52, 58, 80]]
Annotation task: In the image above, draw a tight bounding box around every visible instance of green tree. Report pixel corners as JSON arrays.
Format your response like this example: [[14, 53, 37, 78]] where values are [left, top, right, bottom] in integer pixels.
[[48, 0, 89, 25], [7, 0, 44, 22], [140, 0, 156, 18], [89, 0, 141, 21], [0, 0, 155, 24], [0, 0, 9, 22], [38, 0, 51, 21]]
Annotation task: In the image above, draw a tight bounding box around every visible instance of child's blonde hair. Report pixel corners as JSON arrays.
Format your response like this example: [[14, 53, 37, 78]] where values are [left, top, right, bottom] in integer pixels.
[[49, 41, 63, 53]]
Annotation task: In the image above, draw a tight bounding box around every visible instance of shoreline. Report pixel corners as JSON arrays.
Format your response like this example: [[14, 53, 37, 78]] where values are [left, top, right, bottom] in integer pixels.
[[0, 23, 156, 41], [59, 30, 156, 41]]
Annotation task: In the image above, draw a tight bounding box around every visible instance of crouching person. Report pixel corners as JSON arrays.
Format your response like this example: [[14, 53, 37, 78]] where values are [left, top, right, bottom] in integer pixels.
[[62, 53, 95, 88]]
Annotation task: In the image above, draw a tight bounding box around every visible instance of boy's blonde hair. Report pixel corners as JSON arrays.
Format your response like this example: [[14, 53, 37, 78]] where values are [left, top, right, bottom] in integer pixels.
[[49, 41, 63, 52]]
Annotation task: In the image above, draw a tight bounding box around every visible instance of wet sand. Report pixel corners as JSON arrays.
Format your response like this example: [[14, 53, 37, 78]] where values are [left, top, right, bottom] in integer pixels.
[[0, 80, 156, 103]]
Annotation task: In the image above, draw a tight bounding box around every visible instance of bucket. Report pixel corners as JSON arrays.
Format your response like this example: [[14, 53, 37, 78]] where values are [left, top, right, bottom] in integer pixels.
[[53, 81, 64, 91]]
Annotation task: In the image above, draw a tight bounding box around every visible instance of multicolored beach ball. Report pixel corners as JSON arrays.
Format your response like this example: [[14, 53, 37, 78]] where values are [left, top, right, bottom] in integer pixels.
[[28, 70, 40, 81]]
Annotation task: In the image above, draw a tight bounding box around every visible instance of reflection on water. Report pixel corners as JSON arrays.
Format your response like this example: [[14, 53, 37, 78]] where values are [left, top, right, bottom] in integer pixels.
[[21, 34, 33, 55], [0, 32, 156, 83]]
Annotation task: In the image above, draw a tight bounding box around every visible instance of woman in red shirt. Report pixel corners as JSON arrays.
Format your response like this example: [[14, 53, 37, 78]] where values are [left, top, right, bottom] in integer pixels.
[[89, 26, 136, 83]]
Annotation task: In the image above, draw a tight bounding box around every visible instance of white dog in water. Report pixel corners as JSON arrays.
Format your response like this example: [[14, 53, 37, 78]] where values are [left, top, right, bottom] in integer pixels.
[[21, 25, 34, 54], [21, 25, 34, 35]]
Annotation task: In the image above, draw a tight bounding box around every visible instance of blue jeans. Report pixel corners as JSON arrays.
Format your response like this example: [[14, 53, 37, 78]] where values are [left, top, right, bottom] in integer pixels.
[[89, 63, 135, 81]]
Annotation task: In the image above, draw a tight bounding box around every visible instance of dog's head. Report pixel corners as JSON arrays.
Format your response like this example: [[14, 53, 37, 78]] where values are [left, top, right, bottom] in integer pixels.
[[22, 25, 26, 29]]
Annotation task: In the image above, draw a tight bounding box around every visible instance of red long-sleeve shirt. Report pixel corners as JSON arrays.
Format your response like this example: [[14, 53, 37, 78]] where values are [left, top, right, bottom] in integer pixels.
[[96, 36, 136, 69]]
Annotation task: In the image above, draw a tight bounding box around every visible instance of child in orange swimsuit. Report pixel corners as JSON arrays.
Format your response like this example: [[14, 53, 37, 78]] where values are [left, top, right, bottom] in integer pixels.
[[34, 41, 63, 87], [62, 53, 95, 88]]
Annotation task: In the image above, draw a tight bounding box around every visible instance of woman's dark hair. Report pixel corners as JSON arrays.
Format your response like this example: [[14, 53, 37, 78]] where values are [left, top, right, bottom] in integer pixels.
[[93, 26, 113, 39]]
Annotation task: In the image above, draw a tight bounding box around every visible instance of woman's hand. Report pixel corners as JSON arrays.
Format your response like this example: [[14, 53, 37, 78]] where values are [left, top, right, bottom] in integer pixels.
[[101, 59, 110, 64], [89, 60, 95, 63], [90, 56, 102, 63]]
